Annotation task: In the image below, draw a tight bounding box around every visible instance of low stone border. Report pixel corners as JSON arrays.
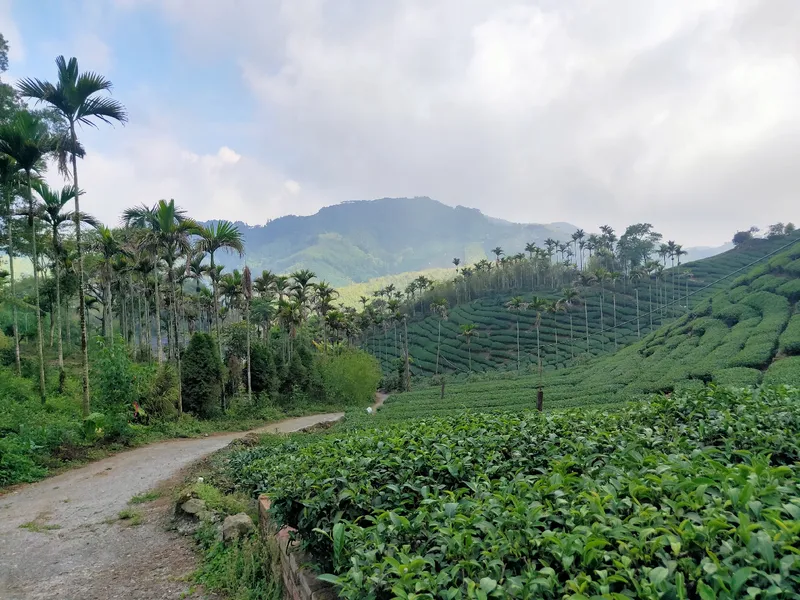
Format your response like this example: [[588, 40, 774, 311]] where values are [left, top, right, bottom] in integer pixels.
[[259, 496, 336, 600]]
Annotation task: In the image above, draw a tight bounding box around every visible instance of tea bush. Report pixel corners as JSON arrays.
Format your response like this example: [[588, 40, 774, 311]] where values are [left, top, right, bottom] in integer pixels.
[[232, 386, 800, 598]]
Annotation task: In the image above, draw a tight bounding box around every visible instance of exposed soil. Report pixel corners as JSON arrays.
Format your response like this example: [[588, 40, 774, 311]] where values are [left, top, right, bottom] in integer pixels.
[[0, 412, 343, 600]]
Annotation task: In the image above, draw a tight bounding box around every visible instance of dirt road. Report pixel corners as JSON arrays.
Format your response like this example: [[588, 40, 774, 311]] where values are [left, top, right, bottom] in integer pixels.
[[0, 412, 344, 600]]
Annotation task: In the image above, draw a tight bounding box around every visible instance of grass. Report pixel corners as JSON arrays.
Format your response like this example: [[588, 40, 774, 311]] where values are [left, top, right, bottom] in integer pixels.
[[19, 520, 61, 533], [129, 490, 162, 505], [117, 508, 143, 526]]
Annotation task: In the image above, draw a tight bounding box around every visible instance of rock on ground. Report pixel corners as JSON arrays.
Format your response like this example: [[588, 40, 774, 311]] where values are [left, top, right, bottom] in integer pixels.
[[222, 513, 254, 543]]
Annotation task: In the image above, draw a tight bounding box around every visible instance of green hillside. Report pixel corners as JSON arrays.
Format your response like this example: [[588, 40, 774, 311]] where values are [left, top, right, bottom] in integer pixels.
[[203, 197, 576, 286], [368, 233, 800, 377], [375, 239, 800, 420]]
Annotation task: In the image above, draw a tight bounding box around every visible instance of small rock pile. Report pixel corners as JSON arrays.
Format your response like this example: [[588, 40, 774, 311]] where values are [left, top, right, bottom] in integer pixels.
[[174, 487, 254, 543]]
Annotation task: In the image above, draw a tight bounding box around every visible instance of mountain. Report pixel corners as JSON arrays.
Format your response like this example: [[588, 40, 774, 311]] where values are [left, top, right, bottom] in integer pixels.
[[205, 197, 576, 286]]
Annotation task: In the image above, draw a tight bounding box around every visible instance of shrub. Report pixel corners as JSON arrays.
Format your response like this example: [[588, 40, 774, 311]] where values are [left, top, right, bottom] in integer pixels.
[[141, 364, 178, 419], [249, 342, 278, 400], [232, 387, 800, 598], [316, 348, 381, 407], [90, 336, 136, 409], [182, 333, 223, 418]]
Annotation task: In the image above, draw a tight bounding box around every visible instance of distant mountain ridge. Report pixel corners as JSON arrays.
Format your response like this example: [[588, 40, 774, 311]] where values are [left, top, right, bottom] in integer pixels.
[[203, 197, 578, 286]]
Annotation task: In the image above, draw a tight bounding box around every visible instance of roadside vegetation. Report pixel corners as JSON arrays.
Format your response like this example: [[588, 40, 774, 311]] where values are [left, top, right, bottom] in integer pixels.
[[0, 40, 380, 489]]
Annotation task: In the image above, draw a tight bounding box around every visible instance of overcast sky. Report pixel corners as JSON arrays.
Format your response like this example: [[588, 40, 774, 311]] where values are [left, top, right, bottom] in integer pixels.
[[2, 0, 799, 246]]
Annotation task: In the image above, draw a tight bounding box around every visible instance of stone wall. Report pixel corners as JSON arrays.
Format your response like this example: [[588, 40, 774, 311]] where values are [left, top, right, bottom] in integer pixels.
[[258, 496, 336, 600]]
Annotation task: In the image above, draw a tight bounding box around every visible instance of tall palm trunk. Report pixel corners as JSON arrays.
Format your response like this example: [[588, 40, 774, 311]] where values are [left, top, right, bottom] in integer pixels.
[[209, 252, 226, 411], [584, 300, 590, 354], [153, 265, 164, 362], [612, 293, 617, 350], [26, 174, 46, 402], [245, 299, 252, 404], [435, 317, 442, 375], [169, 272, 183, 414], [104, 264, 113, 343], [569, 314, 574, 358], [6, 184, 20, 375], [52, 226, 64, 387], [70, 122, 90, 417]]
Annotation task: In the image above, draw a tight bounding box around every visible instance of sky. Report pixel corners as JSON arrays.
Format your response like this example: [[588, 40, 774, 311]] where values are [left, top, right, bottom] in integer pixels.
[[1, 0, 798, 247]]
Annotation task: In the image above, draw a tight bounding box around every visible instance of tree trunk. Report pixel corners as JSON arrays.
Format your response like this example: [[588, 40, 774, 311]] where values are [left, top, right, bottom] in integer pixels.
[[153, 265, 164, 362], [569, 314, 574, 358], [613, 293, 617, 350], [516, 318, 520, 371], [70, 121, 91, 417], [435, 318, 441, 375], [6, 183, 20, 376], [27, 175, 46, 402], [210, 252, 226, 413], [169, 270, 183, 414], [403, 318, 410, 392], [584, 300, 590, 354], [104, 265, 113, 343], [53, 235, 63, 373], [246, 299, 252, 404], [635, 289, 640, 338]]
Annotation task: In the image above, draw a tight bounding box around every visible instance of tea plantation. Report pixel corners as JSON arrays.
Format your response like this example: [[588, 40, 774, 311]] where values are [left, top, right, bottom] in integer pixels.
[[369, 234, 800, 377], [374, 241, 800, 419], [231, 386, 800, 598]]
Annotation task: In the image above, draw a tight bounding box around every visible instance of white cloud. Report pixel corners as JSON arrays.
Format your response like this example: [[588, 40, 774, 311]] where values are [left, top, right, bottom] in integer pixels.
[[101, 1, 800, 244], [45, 126, 324, 226], [0, 0, 24, 62]]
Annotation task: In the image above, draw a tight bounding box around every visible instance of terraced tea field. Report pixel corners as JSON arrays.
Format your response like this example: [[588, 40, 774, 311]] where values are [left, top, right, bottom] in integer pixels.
[[367, 233, 800, 377], [374, 241, 800, 420]]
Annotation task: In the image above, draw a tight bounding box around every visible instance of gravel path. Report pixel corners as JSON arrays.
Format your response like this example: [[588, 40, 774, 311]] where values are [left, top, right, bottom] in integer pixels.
[[0, 412, 344, 600]]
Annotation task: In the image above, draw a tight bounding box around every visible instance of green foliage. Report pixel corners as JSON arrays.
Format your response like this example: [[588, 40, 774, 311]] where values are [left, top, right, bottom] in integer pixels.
[[232, 386, 800, 598], [249, 341, 278, 400], [367, 237, 800, 378], [141, 364, 178, 419], [195, 523, 282, 600], [316, 348, 381, 407], [182, 333, 223, 418]]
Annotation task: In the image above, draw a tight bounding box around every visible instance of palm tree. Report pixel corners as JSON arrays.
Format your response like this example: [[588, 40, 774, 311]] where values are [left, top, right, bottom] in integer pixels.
[[452, 257, 460, 270], [505, 295, 526, 370], [197, 220, 244, 364], [572, 229, 585, 270], [19, 56, 127, 417], [0, 155, 21, 374], [34, 182, 96, 375], [491, 246, 504, 264], [431, 298, 449, 374], [92, 225, 122, 342], [242, 265, 253, 403], [529, 296, 550, 411], [459, 323, 477, 372], [548, 299, 566, 364], [0, 111, 56, 402], [561, 287, 579, 358]]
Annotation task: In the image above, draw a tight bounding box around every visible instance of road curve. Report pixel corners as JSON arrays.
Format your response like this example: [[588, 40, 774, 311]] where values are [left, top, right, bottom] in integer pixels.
[[0, 411, 344, 600]]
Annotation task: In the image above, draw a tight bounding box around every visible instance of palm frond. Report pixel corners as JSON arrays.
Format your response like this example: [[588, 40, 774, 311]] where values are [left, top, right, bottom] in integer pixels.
[[77, 96, 128, 127]]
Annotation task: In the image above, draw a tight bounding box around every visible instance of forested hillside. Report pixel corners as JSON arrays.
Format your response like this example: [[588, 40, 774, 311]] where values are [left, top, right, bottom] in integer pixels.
[[377, 239, 800, 419], [367, 230, 800, 377], [203, 197, 576, 286]]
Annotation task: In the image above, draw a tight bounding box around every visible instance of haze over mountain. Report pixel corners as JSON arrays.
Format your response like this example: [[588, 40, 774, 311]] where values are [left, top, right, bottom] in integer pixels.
[[203, 197, 730, 287], [203, 197, 575, 286]]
